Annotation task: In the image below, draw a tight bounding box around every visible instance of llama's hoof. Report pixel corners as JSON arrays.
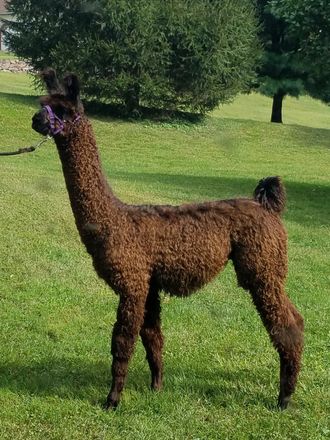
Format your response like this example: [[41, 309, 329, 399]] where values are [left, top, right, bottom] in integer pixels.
[[151, 379, 162, 391], [103, 397, 119, 411], [277, 394, 290, 410]]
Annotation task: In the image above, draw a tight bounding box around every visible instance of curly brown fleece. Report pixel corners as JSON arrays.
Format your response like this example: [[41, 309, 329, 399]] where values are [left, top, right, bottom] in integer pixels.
[[31, 69, 304, 410]]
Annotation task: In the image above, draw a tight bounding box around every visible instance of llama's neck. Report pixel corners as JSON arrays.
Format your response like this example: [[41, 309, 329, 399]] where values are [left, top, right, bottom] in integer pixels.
[[55, 117, 122, 235]]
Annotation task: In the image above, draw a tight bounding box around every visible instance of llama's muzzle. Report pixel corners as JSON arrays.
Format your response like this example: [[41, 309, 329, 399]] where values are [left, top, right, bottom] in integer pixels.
[[32, 109, 50, 136]]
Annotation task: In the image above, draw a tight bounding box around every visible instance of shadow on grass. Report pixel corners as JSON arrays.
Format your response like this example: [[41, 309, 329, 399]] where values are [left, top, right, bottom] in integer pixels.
[[0, 358, 109, 404], [212, 113, 330, 134], [84, 99, 205, 125], [0, 358, 275, 409], [0, 91, 38, 107], [0, 91, 204, 125], [137, 363, 276, 410], [112, 172, 330, 227]]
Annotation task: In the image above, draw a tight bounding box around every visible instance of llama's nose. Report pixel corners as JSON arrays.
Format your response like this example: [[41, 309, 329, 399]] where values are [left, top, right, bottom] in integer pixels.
[[32, 113, 40, 123], [32, 112, 45, 132], [32, 114, 38, 128]]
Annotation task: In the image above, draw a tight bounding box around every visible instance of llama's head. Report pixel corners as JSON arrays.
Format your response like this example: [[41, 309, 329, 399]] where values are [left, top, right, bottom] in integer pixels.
[[32, 68, 84, 138]]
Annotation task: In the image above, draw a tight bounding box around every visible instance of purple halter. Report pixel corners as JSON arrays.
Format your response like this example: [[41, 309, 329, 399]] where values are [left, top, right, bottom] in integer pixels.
[[43, 105, 81, 136]]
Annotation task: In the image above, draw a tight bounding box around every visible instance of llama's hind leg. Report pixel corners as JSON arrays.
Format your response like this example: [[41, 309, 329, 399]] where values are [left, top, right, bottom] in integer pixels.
[[105, 291, 147, 410], [276, 300, 304, 409], [140, 283, 163, 391], [250, 283, 304, 409], [232, 236, 304, 409]]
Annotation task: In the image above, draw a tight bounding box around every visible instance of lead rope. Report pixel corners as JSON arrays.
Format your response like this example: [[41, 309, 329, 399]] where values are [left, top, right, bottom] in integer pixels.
[[0, 136, 51, 156]]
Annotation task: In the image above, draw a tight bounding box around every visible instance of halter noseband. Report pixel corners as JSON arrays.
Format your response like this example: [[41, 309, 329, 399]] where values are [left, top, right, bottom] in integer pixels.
[[43, 105, 81, 136]]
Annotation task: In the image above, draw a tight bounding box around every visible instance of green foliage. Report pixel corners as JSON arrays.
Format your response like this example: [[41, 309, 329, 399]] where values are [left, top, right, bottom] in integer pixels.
[[256, 0, 305, 99], [258, 52, 305, 98], [257, 0, 330, 102], [256, 0, 330, 122], [270, 0, 330, 103], [5, 0, 259, 114]]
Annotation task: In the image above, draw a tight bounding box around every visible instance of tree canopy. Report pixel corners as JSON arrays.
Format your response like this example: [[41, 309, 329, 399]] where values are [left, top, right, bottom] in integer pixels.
[[257, 0, 330, 122], [5, 0, 259, 114], [271, 0, 330, 103]]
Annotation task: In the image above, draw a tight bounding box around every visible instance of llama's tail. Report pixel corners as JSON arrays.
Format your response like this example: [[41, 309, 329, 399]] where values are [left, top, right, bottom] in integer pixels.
[[253, 176, 286, 214]]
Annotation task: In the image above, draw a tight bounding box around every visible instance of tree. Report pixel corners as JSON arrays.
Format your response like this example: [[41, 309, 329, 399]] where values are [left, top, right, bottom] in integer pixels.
[[5, 0, 259, 115], [257, 0, 330, 123], [271, 0, 330, 104], [257, 0, 304, 123]]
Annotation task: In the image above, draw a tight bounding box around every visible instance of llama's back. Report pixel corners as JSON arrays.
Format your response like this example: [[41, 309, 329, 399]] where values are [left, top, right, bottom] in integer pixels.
[[144, 176, 287, 296], [151, 202, 233, 296]]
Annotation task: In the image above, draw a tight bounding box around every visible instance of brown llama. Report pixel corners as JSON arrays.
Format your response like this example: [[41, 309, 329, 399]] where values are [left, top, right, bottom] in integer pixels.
[[31, 69, 304, 410]]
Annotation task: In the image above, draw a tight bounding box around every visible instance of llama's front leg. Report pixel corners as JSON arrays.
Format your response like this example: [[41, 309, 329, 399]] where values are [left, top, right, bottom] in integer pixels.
[[140, 284, 163, 391], [105, 293, 147, 410]]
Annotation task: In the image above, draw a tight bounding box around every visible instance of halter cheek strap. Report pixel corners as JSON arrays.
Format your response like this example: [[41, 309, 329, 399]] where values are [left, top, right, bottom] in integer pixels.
[[43, 105, 81, 136]]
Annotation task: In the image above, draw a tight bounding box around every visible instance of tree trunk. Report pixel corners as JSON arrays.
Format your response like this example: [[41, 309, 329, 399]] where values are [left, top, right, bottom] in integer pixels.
[[124, 83, 140, 115], [271, 92, 285, 123]]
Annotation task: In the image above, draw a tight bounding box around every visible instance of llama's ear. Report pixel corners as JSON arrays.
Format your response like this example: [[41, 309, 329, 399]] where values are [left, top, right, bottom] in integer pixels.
[[41, 68, 61, 94], [63, 74, 80, 103]]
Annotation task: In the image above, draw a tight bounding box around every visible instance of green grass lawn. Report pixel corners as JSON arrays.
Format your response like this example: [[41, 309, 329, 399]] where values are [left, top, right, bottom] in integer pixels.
[[0, 72, 329, 440]]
